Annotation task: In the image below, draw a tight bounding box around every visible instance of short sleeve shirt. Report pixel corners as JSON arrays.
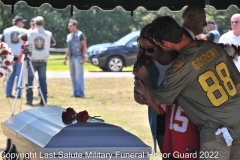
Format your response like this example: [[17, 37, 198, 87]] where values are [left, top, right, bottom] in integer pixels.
[[154, 40, 240, 142], [219, 30, 240, 71]]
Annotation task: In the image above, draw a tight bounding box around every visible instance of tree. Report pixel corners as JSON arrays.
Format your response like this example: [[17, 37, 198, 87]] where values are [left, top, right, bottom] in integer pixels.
[[0, 2, 239, 48]]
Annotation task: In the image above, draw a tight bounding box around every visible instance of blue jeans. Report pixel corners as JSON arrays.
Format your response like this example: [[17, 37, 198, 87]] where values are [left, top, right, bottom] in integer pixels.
[[69, 56, 84, 97], [6, 60, 22, 97], [26, 62, 47, 104]]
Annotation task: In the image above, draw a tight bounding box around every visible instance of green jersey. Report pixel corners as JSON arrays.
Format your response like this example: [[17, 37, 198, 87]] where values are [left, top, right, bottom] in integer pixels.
[[154, 40, 240, 143]]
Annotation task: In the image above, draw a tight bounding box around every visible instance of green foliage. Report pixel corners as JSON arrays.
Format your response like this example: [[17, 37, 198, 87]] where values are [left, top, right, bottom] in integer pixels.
[[205, 6, 240, 34], [0, 2, 239, 48]]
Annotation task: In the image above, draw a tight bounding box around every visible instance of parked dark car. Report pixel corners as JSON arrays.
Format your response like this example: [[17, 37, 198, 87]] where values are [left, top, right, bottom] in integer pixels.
[[86, 31, 140, 72]]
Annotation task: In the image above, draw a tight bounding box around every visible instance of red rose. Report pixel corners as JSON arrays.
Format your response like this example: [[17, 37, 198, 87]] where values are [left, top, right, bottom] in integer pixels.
[[76, 110, 89, 122], [62, 111, 72, 121], [66, 107, 76, 116], [0, 72, 3, 77], [236, 46, 240, 56], [4, 60, 11, 66], [2, 66, 7, 70], [1, 50, 8, 56]]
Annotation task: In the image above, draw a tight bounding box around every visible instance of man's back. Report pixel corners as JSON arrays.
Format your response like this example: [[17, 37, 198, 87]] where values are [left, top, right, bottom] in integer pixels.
[[27, 28, 52, 61], [155, 40, 240, 142], [3, 26, 26, 56]]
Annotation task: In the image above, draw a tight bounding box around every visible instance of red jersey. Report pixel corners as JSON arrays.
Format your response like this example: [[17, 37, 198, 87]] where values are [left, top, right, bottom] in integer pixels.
[[161, 101, 200, 160]]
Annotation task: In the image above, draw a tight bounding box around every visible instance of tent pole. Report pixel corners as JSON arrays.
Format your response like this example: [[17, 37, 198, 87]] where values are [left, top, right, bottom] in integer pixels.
[[70, 0, 74, 17], [11, 0, 14, 14], [71, 4, 73, 17], [205, 0, 210, 8]]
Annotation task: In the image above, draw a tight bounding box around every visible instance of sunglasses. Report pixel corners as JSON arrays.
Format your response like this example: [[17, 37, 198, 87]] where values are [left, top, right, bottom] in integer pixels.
[[139, 46, 155, 53], [231, 20, 240, 24]]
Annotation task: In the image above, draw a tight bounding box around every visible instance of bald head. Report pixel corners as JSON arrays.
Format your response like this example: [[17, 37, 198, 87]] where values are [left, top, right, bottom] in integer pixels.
[[181, 5, 207, 36], [231, 13, 240, 19], [231, 13, 240, 36]]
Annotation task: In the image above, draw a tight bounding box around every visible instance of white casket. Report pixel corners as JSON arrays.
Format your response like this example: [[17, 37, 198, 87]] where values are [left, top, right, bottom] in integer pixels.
[[1, 107, 151, 160]]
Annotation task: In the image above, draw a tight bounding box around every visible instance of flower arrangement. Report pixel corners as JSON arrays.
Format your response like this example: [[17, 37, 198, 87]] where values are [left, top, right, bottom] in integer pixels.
[[219, 43, 240, 61], [62, 107, 89, 122], [0, 42, 14, 79], [62, 107, 104, 123]]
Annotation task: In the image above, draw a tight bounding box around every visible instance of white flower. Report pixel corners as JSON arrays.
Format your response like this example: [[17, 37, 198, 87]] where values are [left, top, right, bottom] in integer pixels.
[[0, 42, 14, 79], [6, 53, 14, 62]]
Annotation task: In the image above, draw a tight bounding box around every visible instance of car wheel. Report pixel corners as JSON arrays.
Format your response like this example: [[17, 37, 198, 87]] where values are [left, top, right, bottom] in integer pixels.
[[106, 56, 123, 72]]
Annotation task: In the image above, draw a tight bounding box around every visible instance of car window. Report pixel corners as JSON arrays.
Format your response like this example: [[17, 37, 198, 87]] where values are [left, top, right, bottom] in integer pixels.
[[126, 36, 138, 47], [115, 32, 139, 45]]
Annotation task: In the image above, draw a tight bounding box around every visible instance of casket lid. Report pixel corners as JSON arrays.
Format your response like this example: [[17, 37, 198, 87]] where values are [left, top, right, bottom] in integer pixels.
[[2, 107, 150, 153], [2, 107, 69, 147]]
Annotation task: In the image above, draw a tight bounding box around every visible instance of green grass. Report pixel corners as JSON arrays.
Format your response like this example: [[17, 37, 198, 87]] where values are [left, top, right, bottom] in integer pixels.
[[0, 78, 162, 159], [47, 54, 133, 71]]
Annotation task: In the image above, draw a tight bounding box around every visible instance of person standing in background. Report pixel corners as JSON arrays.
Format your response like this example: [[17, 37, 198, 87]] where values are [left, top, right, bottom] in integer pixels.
[[63, 19, 87, 98], [205, 20, 220, 43], [196, 20, 220, 43], [1, 15, 27, 98], [18, 16, 56, 106], [29, 18, 36, 31], [18, 17, 35, 63], [219, 13, 240, 71]]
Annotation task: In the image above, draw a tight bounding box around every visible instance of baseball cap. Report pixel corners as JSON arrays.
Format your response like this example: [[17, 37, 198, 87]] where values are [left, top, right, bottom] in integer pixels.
[[207, 20, 216, 25], [30, 18, 35, 24], [12, 15, 26, 22]]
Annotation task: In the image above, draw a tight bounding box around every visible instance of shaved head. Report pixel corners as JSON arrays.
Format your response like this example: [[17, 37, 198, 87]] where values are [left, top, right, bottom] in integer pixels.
[[231, 13, 240, 35], [231, 14, 240, 19]]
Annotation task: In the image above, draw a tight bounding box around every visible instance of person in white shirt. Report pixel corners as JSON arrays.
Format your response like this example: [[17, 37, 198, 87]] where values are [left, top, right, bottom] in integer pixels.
[[219, 13, 240, 71], [18, 16, 56, 106], [29, 17, 36, 31], [1, 15, 27, 99]]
